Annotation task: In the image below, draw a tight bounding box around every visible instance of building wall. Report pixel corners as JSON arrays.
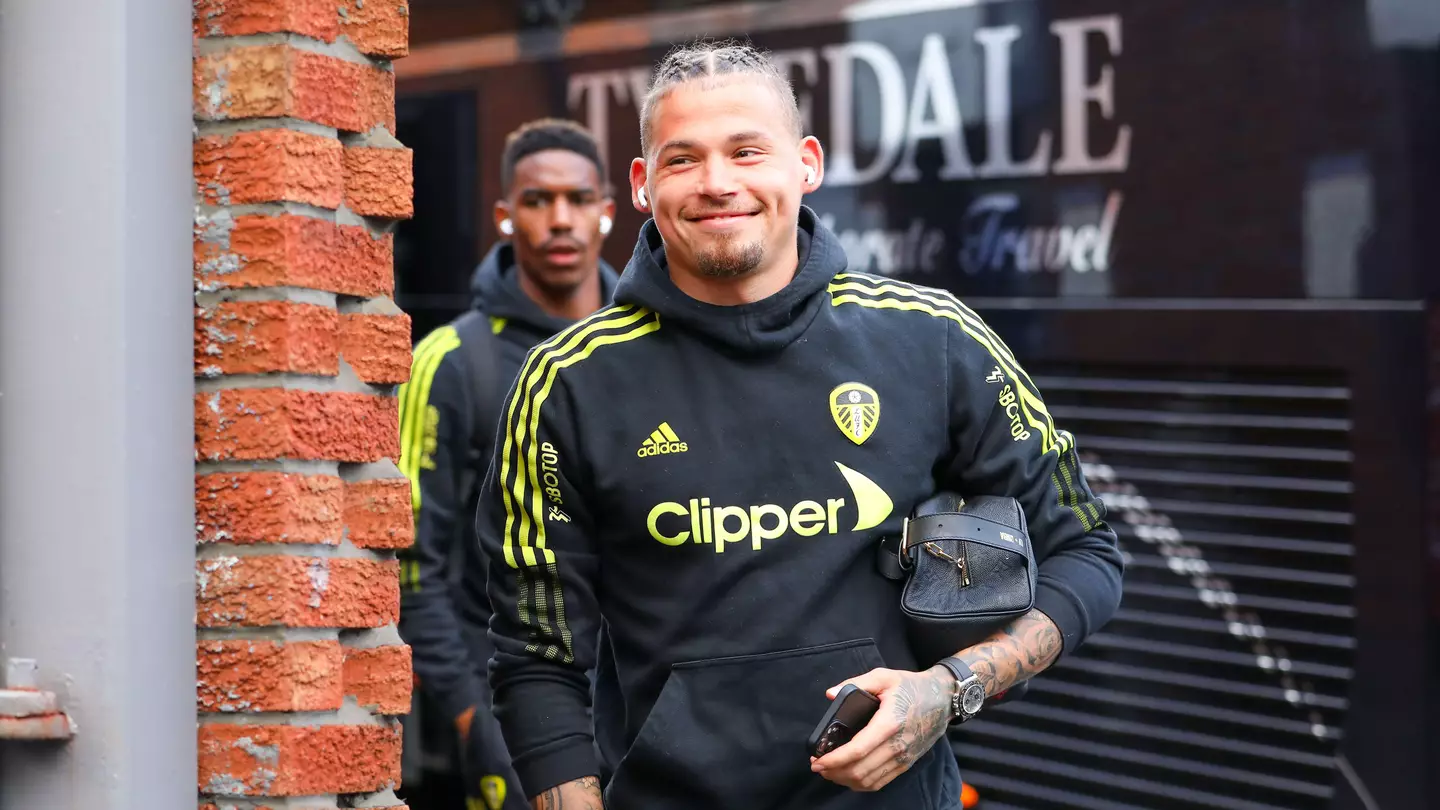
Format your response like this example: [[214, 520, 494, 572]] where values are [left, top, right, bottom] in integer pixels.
[[192, 1, 416, 806]]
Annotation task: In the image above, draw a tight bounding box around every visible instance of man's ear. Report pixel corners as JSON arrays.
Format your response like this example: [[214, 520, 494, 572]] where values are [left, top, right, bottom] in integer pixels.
[[800, 135, 825, 193], [629, 157, 650, 211], [599, 194, 618, 239], [493, 199, 513, 237]]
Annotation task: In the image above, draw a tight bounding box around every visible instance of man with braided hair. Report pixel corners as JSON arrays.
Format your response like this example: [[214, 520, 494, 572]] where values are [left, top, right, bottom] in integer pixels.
[[477, 39, 1123, 810]]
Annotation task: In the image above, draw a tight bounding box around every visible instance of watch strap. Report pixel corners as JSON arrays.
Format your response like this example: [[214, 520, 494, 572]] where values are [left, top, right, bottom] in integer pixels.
[[936, 656, 974, 687], [935, 657, 980, 723]]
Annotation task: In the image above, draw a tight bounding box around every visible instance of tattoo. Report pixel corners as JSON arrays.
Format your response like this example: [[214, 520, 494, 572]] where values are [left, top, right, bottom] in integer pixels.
[[885, 667, 952, 767], [957, 608, 1063, 696], [532, 776, 603, 810]]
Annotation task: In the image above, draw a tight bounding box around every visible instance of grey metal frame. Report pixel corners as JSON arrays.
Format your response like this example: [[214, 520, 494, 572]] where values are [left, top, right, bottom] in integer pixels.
[[0, 0, 195, 807]]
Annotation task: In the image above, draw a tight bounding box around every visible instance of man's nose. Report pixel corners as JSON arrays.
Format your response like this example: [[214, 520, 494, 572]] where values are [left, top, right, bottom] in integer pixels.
[[697, 157, 740, 198], [549, 197, 574, 230]]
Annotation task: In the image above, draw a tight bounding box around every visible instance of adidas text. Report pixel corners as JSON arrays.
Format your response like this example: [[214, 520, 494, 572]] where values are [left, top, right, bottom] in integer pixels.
[[637, 422, 688, 458], [638, 441, 688, 458]]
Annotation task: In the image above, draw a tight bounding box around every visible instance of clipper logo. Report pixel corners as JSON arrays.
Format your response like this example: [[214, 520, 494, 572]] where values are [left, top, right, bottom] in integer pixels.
[[998, 385, 1032, 442], [986, 366, 1005, 384], [830, 382, 880, 445], [548, 506, 571, 523], [646, 462, 893, 552]]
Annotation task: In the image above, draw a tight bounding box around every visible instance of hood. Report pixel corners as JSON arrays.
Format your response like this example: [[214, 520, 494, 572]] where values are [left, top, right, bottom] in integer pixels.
[[468, 242, 620, 334], [612, 206, 844, 354]]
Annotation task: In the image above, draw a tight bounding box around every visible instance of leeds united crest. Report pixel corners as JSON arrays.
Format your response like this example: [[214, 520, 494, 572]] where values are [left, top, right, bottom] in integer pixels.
[[830, 382, 880, 445]]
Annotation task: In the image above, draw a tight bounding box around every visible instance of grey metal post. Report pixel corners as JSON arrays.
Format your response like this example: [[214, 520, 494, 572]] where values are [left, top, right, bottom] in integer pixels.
[[0, 0, 195, 807]]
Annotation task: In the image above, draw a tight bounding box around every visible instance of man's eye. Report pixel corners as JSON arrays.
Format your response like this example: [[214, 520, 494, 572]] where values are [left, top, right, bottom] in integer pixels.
[[736, 149, 761, 159]]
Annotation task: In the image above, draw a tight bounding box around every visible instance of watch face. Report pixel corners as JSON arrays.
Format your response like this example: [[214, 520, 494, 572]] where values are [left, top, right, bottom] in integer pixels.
[[962, 683, 986, 715]]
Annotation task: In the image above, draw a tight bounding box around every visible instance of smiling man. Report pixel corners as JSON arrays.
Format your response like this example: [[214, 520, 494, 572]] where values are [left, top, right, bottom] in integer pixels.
[[477, 41, 1123, 810], [397, 118, 618, 810]]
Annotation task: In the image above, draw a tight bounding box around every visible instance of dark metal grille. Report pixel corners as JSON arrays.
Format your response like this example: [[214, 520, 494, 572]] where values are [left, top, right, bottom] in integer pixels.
[[956, 365, 1355, 810]]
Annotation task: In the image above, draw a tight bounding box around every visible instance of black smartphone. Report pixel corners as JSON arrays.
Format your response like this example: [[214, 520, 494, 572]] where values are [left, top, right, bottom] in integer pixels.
[[807, 684, 881, 758]]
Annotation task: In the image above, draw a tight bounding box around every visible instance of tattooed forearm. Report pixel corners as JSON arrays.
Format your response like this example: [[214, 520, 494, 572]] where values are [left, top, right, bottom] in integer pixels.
[[957, 608, 1063, 696], [885, 667, 953, 768], [532, 776, 603, 810]]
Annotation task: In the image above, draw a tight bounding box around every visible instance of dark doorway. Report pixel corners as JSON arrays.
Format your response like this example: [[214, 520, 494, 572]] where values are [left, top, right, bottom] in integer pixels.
[[395, 89, 481, 344]]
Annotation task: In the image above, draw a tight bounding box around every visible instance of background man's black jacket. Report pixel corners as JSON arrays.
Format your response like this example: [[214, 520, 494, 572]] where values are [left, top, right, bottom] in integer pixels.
[[397, 242, 618, 729]]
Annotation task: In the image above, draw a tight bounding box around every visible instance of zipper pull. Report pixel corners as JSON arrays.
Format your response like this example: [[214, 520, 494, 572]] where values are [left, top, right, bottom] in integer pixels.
[[959, 543, 971, 587]]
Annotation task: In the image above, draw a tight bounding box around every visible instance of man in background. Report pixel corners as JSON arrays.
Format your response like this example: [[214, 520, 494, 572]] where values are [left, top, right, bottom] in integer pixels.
[[396, 118, 619, 810]]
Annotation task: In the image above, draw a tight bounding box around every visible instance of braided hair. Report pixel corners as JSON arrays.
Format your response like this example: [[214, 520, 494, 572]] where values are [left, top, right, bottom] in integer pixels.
[[639, 38, 803, 158]]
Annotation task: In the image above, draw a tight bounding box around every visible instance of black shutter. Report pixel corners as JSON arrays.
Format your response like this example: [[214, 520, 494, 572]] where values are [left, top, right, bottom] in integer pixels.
[[955, 364, 1356, 810]]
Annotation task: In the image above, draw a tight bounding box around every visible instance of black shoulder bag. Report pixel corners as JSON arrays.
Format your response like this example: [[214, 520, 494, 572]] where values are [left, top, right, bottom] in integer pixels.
[[877, 492, 1039, 669]]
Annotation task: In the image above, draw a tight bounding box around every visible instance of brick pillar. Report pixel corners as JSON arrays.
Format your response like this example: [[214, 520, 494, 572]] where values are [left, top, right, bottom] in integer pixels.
[[191, 2, 415, 807]]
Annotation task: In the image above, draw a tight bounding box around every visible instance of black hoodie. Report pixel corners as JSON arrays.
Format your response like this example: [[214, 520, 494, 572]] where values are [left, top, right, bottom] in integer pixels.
[[478, 208, 1124, 809], [397, 242, 618, 728]]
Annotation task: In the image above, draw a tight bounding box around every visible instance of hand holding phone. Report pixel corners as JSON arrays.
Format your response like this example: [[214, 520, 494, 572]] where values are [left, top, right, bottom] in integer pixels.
[[807, 683, 881, 758]]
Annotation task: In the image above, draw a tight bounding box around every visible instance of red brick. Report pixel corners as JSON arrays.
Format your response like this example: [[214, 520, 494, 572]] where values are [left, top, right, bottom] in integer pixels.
[[195, 301, 338, 378], [197, 640, 343, 713], [195, 389, 399, 463], [339, 313, 411, 384], [342, 146, 413, 219], [343, 646, 411, 714], [200, 801, 377, 807], [195, 45, 395, 133], [195, 214, 393, 297], [196, 555, 399, 628], [194, 0, 339, 41], [340, 0, 409, 59], [195, 130, 343, 208], [344, 478, 413, 549], [196, 472, 343, 545], [198, 723, 401, 796], [201, 804, 404, 810], [200, 804, 363, 810]]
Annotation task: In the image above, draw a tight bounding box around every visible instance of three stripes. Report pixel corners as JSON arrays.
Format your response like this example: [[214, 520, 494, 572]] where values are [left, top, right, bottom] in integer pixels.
[[829, 273, 1099, 532], [396, 325, 463, 592], [497, 304, 662, 662], [641, 422, 682, 449]]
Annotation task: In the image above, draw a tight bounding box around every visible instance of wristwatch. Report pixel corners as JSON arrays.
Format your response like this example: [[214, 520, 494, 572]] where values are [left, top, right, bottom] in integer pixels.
[[935, 657, 986, 724]]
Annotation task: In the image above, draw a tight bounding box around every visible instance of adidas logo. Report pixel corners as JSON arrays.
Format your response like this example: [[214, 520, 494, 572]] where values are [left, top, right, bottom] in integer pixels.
[[637, 422, 688, 458]]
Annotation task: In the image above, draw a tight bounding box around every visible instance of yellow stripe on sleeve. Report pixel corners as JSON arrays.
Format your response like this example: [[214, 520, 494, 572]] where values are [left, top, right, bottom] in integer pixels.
[[828, 275, 1068, 456], [397, 326, 462, 515]]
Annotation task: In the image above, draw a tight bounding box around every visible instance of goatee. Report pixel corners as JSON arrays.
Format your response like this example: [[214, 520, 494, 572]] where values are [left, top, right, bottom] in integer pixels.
[[696, 239, 764, 278]]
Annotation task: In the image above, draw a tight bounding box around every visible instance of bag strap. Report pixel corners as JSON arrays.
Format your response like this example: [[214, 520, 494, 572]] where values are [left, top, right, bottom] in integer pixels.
[[876, 535, 904, 581], [904, 513, 1032, 557], [875, 510, 1031, 582], [451, 310, 504, 505]]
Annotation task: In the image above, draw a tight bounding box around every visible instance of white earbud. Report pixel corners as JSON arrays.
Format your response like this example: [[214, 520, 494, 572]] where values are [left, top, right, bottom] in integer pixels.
[[499, 218, 514, 236], [599, 215, 612, 235], [804, 166, 817, 186], [637, 187, 648, 209]]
